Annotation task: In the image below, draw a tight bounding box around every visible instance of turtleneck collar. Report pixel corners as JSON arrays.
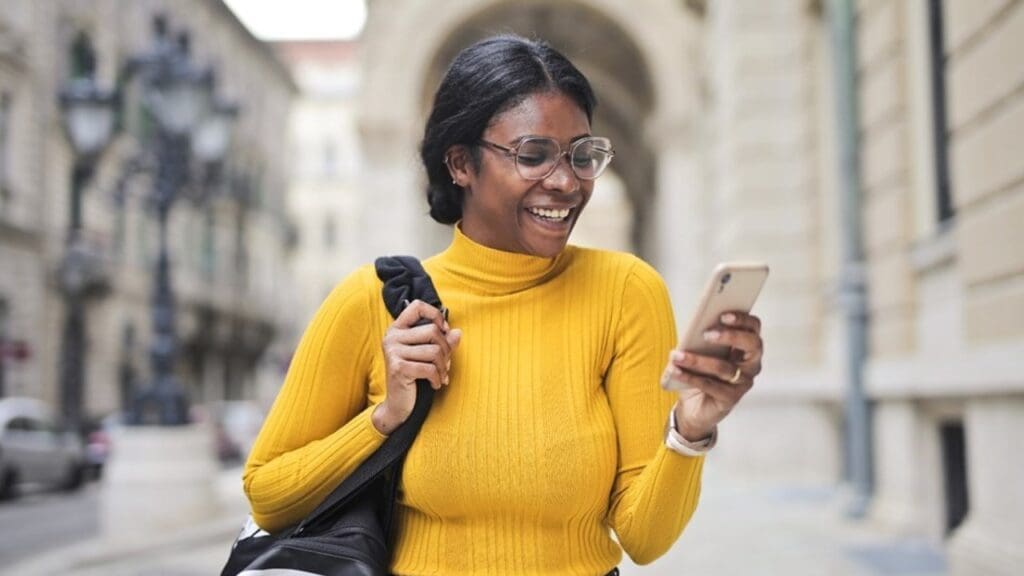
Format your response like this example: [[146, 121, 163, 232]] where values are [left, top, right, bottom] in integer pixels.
[[434, 224, 573, 296]]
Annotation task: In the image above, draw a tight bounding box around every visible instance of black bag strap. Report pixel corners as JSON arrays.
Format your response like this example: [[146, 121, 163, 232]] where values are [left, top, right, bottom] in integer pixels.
[[294, 256, 442, 535]]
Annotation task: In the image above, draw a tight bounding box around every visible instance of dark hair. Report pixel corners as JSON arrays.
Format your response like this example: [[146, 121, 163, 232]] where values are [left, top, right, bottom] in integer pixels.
[[420, 35, 597, 224]]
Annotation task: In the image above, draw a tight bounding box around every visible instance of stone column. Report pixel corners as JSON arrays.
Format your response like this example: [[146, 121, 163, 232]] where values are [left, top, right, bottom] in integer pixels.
[[357, 118, 447, 263], [701, 0, 843, 482], [947, 397, 1024, 575], [644, 116, 709, 327], [869, 400, 944, 535]]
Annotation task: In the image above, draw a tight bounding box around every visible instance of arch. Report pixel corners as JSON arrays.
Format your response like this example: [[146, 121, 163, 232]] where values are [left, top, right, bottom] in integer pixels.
[[361, 0, 698, 137], [357, 0, 702, 261]]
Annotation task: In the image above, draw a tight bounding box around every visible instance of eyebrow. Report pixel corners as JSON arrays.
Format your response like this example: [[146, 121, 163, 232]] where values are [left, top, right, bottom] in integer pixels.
[[508, 133, 593, 145]]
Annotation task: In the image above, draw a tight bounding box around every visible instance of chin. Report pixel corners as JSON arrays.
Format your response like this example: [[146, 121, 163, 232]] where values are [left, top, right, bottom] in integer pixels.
[[527, 238, 569, 258]]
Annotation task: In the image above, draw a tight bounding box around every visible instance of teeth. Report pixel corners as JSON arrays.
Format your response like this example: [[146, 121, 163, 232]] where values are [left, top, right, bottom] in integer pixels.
[[528, 207, 571, 220]]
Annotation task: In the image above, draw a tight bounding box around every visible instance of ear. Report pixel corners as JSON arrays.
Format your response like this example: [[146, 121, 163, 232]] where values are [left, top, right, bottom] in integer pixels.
[[444, 145, 475, 189]]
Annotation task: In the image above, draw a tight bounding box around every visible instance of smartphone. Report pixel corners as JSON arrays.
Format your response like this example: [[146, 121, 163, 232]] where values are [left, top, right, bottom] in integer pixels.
[[677, 262, 769, 359]]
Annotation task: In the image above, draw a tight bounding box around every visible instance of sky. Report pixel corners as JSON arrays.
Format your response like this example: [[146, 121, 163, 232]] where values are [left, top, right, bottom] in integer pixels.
[[222, 0, 367, 41]]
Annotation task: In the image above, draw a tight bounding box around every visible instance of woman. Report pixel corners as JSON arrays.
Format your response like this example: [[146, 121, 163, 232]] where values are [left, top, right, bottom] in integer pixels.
[[244, 35, 763, 575]]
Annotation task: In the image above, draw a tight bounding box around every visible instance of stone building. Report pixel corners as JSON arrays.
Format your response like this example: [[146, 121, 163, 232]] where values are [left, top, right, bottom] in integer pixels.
[[272, 40, 365, 329], [354, 0, 1023, 573], [0, 0, 296, 419]]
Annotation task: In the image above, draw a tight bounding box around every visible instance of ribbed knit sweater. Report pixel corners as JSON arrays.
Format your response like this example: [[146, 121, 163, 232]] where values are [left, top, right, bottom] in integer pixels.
[[244, 226, 704, 575]]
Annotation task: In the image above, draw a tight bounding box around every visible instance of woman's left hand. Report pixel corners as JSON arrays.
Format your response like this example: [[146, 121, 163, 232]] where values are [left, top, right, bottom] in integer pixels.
[[662, 311, 763, 442]]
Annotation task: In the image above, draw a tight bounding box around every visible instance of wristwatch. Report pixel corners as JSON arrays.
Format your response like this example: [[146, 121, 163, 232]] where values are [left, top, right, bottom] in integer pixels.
[[665, 405, 717, 457]]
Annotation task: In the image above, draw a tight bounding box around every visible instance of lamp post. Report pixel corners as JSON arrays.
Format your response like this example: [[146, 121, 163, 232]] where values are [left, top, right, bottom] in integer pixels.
[[100, 15, 239, 539], [57, 32, 117, 432], [125, 16, 236, 425]]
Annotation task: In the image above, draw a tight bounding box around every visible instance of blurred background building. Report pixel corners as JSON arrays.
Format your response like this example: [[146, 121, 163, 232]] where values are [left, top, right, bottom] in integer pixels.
[[0, 0, 296, 417], [0, 0, 1021, 574], [273, 39, 364, 331]]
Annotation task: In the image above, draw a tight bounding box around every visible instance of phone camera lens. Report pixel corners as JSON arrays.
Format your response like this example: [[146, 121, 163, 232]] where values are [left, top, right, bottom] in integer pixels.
[[721, 272, 732, 285]]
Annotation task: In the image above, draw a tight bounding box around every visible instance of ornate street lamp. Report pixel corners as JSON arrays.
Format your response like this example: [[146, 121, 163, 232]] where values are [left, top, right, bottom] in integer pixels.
[[125, 16, 237, 426], [57, 32, 117, 432], [192, 99, 239, 166]]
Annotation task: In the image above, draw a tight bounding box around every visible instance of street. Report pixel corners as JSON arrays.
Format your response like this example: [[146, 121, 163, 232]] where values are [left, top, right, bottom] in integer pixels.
[[621, 464, 948, 576], [0, 482, 99, 565], [0, 463, 950, 575]]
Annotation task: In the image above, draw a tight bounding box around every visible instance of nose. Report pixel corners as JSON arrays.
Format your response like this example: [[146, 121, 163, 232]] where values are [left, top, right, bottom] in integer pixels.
[[542, 153, 580, 194]]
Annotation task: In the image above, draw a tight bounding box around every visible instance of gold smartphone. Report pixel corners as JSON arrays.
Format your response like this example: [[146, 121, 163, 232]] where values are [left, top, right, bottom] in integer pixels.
[[662, 262, 768, 391], [663, 262, 770, 391], [678, 262, 769, 360]]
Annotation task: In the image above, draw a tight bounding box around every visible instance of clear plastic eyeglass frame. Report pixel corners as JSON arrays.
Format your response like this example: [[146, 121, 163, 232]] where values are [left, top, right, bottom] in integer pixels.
[[478, 136, 615, 181]]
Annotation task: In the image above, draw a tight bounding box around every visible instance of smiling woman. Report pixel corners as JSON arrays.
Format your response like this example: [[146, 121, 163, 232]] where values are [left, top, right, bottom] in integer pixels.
[[242, 34, 766, 576]]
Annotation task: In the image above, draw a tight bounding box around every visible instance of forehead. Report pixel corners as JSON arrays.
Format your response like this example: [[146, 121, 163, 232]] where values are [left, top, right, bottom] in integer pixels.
[[486, 91, 591, 141]]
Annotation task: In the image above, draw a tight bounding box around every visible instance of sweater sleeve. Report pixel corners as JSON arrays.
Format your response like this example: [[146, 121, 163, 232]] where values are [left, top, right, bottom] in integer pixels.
[[604, 258, 705, 565], [243, 264, 389, 533]]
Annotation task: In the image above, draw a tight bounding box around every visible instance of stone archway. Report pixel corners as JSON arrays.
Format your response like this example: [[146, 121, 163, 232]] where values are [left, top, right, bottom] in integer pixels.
[[359, 0, 707, 310]]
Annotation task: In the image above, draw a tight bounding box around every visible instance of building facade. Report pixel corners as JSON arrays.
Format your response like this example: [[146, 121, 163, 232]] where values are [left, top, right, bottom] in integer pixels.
[[356, 0, 1023, 573], [0, 0, 296, 421], [272, 40, 365, 332]]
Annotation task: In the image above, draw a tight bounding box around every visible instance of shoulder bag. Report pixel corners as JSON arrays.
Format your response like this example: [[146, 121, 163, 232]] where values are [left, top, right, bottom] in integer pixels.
[[220, 256, 444, 576]]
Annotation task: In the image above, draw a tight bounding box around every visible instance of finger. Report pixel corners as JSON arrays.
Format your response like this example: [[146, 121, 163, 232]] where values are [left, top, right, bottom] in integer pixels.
[[397, 344, 448, 384], [669, 350, 740, 384], [395, 299, 447, 331], [395, 323, 452, 358], [446, 328, 462, 356], [393, 358, 443, 390], [661, 363, 690, 391], [703, 328, 762, 362], [719, 311, 761, 334], [674, 368, 750, 404]]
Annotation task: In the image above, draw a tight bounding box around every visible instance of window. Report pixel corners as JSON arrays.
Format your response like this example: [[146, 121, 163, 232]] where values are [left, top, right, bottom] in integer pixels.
[[927, 0, 954, 223], [6, 416, 42, 433], [0, 91, 11, 203], [202, 210, 216, 281], [940, 421, 969, 533], [0, 298, 8, 397]]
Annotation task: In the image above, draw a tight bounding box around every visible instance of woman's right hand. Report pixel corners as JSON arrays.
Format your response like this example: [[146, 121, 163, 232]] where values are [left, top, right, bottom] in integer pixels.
[[372, 299, 461, 435]]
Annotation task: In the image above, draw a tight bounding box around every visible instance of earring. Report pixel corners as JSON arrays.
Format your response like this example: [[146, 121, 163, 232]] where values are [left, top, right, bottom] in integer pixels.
[[452, 178, 458, 185]]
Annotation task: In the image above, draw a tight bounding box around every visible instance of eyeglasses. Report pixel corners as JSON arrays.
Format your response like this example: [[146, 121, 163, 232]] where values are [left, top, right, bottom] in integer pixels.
[[478, 136, 615, 181]]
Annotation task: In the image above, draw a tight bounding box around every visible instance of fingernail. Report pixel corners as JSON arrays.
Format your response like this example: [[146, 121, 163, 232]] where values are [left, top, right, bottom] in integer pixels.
[[704, 330, 720, 341], [446, 358, 451, 370], [671, 350, 686, 362], [721, 313, 736, 324], [443, 375, 450, 386]]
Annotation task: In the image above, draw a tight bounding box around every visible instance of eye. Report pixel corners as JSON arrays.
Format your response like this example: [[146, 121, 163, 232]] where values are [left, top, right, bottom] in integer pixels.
[[517, 152, 547, 167], [516, 141, 553, 167], [571, 142, 598, 167], [571, 152, 595, 168]]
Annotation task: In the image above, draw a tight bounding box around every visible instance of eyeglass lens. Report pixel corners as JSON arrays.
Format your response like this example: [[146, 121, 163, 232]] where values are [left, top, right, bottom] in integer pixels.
[[516, 137, 613, 180]]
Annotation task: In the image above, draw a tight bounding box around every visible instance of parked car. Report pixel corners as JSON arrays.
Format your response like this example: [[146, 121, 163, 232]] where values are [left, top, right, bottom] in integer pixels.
[[0, 397, 86, 499]]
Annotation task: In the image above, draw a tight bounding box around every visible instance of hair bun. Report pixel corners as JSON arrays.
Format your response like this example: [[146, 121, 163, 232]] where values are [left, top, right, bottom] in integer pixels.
[[428, 183, 463, 225]]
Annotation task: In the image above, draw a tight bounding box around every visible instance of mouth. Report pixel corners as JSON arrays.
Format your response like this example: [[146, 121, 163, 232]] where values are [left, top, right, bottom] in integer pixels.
[[525, 206, 574, 226]]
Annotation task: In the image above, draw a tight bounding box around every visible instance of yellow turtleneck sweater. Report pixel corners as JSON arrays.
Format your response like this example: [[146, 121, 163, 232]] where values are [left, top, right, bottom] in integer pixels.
[[244, 226, 704, 575]]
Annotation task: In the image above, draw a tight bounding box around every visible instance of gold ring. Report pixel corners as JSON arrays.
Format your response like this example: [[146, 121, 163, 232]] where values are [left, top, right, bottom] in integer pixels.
[[729, 367, 743, 384]]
